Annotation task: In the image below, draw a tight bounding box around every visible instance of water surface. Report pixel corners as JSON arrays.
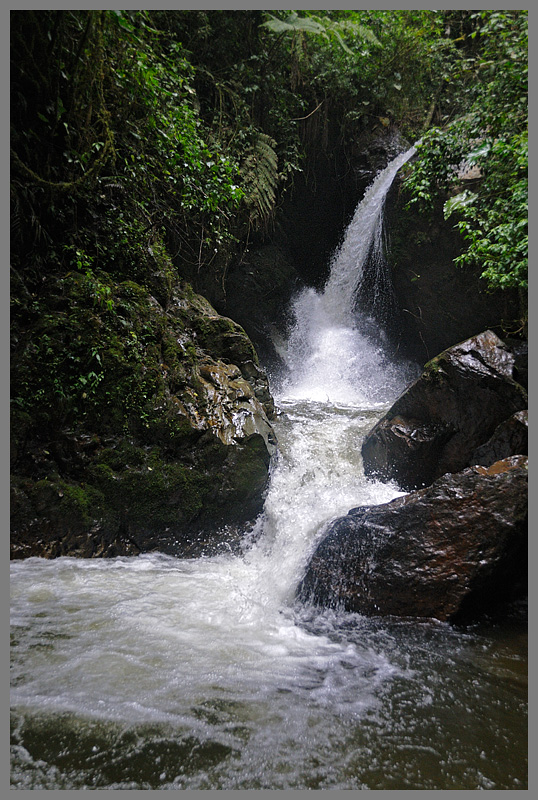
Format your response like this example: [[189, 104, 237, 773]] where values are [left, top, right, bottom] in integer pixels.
[[10, 399, 528, 790]]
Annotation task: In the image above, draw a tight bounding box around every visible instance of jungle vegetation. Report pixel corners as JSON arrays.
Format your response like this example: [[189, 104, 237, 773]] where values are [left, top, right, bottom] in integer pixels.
[[11, 10, 527, 286], [11, 9, 528, 422]]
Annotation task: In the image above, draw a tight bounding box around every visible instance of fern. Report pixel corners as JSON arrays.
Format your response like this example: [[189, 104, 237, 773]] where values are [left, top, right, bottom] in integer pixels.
[[327, 17, 381, 49], [241, 133, 280, 230], [261, 12, 380, 53], [261, 12, 326, 37]]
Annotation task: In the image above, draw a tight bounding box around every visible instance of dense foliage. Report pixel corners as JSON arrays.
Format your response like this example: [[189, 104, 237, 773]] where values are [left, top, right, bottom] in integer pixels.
[[10, 11, 246, 294], [12, 10, 527, 292], [11, 9, 528, 427], [402, 11, 528, 292]]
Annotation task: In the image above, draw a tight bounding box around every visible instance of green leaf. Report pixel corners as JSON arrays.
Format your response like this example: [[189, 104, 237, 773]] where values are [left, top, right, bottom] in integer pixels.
[[261, 13, 326, 36], [444, 190, 478, 220]]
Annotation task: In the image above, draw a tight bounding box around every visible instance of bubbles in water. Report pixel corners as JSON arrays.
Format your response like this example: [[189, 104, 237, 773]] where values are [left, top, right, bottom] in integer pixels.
[[279, 288, 374, 405], [279, 286, 412, 405]]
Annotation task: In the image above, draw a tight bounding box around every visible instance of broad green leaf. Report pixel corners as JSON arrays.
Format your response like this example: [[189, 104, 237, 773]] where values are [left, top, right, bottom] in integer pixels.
[[444, 190, 478, 219]]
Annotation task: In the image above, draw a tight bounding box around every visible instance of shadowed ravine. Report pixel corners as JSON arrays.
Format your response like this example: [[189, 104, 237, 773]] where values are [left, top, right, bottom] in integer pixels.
[[10, 151, 527, 790]]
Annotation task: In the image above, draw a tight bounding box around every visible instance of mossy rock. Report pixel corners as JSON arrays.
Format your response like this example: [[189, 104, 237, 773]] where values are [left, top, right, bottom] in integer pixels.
[[10, 474, 124, 559], [11, 427, 271, 559], [11, 270, 277, 559]]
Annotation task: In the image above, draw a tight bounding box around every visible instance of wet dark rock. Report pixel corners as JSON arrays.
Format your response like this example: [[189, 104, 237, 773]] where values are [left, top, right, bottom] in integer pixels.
[[213, 242, 300, 377], [386, 193, 522, 365], [471, 411, 528, 468], [361, 330, 527, 491], [504, 337, 528, 390], [297, 456, 528, 623]]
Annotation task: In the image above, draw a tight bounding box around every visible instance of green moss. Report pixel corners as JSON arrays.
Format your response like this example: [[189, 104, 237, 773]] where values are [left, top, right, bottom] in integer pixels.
[[11, 474, 108, 531], [12, 266, 258, 441], [11, 257, 273, 555], [121, 462, 208, 525], [90, 462, 115, 481], [96, 441, 147, 471], [191, 314, 259, 367], [424, 359, 440, 372], [92, 437, 212, 517], [16, 278, 167, 438], [88, 447, 212, 528], [118, 280, 149, 300], [59, 482, 106, 526], [423, 353, 449, 382], [194, 315, 236, 338]]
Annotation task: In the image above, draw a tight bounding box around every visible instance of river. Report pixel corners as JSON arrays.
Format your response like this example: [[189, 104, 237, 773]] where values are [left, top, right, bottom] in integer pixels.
[[10, 148, 527, 790]]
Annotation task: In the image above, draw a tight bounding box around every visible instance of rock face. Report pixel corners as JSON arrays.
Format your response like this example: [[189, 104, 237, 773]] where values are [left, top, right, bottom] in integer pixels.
[[214, 129, 414, 369], [10, 276, 276, 559], [361, 330, 527, 491], [386, 191, 522, 365], [297, 456, 528, 623], [471, 410, 528, 468], [216, 242, 300, 373]]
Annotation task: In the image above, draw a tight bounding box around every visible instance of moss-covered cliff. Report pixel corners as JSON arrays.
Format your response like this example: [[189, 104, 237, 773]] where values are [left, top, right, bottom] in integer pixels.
[[11, 255, 276, 559], [383, 184, 522, 364]]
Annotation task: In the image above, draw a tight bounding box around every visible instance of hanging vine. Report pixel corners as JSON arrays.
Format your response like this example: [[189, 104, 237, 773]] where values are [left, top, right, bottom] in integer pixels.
[[11, 11, 114, 192]]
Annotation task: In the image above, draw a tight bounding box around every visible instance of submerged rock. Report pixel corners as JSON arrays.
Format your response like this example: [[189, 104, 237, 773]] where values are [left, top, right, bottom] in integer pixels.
[[297, 456, 528, 622], [10, 276, 276, 559], [361, 330, 527, 491]]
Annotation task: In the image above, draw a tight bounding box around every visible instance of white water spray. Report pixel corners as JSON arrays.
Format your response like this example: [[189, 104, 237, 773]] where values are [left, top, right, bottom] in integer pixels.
[[11, 147, 433, 790], [280, 146, 417, 406], [10, 145, 526, 791]]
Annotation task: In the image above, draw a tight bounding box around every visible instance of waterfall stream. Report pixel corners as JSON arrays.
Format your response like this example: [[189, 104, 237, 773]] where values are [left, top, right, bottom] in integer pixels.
[[10, 150, 527, 790], [279, 145, 417, 406]]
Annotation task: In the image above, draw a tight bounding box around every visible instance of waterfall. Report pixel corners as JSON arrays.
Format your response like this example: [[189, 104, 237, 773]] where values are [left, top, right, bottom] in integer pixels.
[[9, 142, 527, 791], [279, 146, 417, 407], [323, 146, 416, 315]]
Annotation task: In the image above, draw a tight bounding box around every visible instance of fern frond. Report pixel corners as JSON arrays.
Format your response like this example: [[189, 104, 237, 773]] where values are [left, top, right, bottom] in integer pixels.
[[333, 18, 382, 48], [241, 132, 280, 230], [261, 12, 381, 52], [261, 13, 326, 37]]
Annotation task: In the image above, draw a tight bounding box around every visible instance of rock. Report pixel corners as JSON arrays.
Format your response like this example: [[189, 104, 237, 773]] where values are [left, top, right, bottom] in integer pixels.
[[471, 410, 528, 467], [361, 330, 527, 490], [297, 456, 528, 623], [216, 242, 300, 373], [10, 276, 277, 559], [504, 337, 528, 390], [386, 193, 522, 365]]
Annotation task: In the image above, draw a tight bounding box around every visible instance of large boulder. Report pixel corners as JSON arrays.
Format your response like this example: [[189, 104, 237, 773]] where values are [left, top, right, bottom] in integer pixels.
[[10, 276, 276, 559], [361, 330, 527, 491], [297, 456, 528, 623], [471, 410, 528, 468]]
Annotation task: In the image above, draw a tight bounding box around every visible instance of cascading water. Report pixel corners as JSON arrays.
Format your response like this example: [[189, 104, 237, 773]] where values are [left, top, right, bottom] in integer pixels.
[[10, 150, 527, 790], [279, 146, 418, 406]]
